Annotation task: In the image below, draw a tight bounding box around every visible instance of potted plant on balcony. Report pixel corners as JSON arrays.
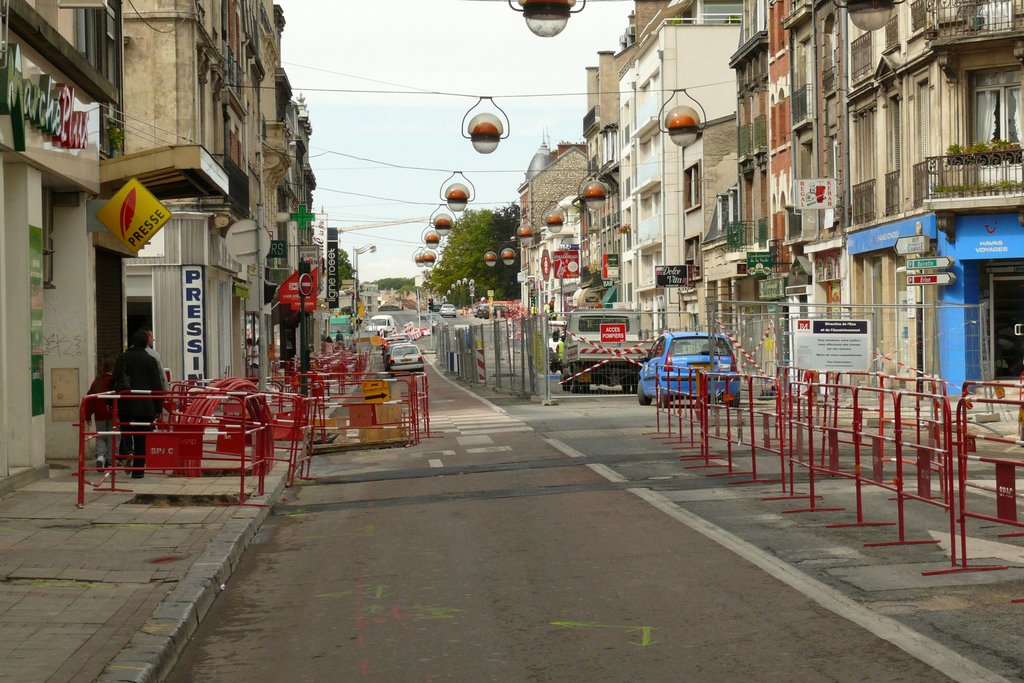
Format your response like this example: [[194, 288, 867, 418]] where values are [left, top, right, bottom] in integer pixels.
[[106, 124, 124, 157], [616, 224, 631, 235]]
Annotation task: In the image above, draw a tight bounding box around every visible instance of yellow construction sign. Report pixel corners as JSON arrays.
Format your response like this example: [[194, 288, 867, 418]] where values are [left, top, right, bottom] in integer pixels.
[[95, 179, 171, 253], [361, 380, 390, 404]]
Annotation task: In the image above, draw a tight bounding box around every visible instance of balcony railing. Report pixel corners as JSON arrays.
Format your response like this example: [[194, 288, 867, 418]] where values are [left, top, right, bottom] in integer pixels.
[[851, 33, 872, 82], [885, 170, 901, 215], [583, 105, 599, 135], [852, 179, 876, 224], [224, 159, 250, 215], [918, 149, 1024, 201], [738, 123, 752, 157], [792, 84, 811, 125], [931, 0, 1022, 38], [753, 115, 767, 150], [885, 15, 899, 49], [911, 0, 927, 31], [636, 153, 661, 190], [912, 160, 929, 207], [638, 215, 660, 243], [727, 221, 752, 251]]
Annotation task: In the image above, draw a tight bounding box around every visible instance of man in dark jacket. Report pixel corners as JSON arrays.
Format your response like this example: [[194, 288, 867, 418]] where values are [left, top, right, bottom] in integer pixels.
[[112, 328, 165, 478]]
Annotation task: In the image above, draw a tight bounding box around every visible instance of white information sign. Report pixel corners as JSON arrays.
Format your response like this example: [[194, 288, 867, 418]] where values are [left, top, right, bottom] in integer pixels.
[[793, 319, 871, 371]]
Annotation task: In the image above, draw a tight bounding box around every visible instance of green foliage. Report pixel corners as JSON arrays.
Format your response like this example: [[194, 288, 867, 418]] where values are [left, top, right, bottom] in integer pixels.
[[371, 277, 415, 291], [335, 249, 353, 281], [427, 204, 522, 303]]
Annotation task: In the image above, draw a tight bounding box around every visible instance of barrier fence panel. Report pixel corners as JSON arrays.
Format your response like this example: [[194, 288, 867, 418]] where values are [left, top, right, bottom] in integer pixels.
[[927, 389, 1024, 584]]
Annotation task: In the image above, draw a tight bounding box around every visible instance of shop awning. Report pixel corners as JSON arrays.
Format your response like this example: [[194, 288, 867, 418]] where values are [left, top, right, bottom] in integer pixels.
[[99, 145, 230, 200], [601, 286, 618, 305]]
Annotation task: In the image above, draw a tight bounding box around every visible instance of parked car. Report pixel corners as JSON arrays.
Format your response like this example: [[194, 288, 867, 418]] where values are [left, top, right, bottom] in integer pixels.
[[421, 312, 447, 329], [439, 303, 457, 318], [473, 303, 490, 319], [386, 343, 424, 373], [637, 331, 739, 407]]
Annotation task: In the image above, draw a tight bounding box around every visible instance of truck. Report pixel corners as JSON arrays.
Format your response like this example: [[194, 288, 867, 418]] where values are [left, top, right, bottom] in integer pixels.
[[559, 309, 652, 394]]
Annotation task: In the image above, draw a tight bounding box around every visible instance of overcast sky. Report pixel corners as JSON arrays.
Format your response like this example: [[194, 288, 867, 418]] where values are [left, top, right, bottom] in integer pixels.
[[275, 0, 635, 283]]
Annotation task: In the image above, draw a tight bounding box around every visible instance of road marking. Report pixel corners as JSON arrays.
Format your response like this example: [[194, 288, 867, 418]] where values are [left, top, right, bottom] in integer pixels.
[[465, 446, 513, 453], [625, 487, 1009, 683], [550, 620, 656, 647], [428, 458, 444, 468], [544, 437, 587, 458]]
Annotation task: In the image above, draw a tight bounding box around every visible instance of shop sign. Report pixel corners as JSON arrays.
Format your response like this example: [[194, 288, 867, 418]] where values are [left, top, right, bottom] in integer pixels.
[[747, 251, 773, 276], [794, 178, 836, 209], [602, 253, 619, 279], [655, 265, 689, 287], [325, 227, 338, 307], [0, 44, 88, 152], [95, 179, 172, 253], [758, 277, 786, 300], [553, 250, 580, 279], [182, 266, 207, 380], [279, 267, 319, 311]]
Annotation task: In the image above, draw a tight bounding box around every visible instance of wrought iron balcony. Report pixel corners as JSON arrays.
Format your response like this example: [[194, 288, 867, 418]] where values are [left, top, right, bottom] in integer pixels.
[[726, 220, 768, 251], [885, 170, 901, 215], [224, 159, 250, 215], [583, 105, 599, 136], [753, 115, 767, 151], [738, 123, 752, 157], [792, 84, 812, 125], [918, 148, 1024, 201], [851, 33, 872, 82], [852, 179, 876, 224], [930, 0, 1023, 38]]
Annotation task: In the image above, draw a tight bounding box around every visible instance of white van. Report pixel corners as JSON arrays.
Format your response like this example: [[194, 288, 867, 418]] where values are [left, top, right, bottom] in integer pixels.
[[365, 314, 397, 337]]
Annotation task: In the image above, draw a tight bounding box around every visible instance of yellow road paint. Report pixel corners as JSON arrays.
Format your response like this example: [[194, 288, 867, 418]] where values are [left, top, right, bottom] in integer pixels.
[[550, 620, 657, 647]]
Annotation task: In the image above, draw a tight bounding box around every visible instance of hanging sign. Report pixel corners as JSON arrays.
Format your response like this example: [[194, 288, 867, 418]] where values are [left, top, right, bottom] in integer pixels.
[[182, 266, 207, 380], [96, 179, 172, 253], [326, 227, 339, 306]]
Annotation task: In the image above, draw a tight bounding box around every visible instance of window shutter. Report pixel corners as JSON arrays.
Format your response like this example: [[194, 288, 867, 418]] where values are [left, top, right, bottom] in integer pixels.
[[918, 83, 930, 157]]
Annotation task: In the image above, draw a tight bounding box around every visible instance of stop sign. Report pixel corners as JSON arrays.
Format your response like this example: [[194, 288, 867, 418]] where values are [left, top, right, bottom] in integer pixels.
[[541, 249, 551, 281], [298, 273, 314, 297]]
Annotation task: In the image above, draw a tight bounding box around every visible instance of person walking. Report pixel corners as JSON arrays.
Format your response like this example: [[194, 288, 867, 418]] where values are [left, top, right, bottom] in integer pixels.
[[112, 329, 165, 479], [145, 329, 170, 390], [85, 357, 115, 468]]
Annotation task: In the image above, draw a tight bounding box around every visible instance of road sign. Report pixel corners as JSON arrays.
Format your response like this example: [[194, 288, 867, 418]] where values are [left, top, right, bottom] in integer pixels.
[[894, 235, 930, 255], [297, 273, 314, 297], [600, 323, 626, 343], [907, 273, 957, 286], [361, 380, 390, 404], [906, 257, 953, 270]]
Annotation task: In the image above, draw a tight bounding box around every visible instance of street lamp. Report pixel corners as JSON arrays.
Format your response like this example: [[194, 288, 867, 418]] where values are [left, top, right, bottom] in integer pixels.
[[462, 97, 511, 154], [835, 0, 903, 31], [507, 0, 586, 37], [352, 244, 376, 318], [659, 89, 708, 148]]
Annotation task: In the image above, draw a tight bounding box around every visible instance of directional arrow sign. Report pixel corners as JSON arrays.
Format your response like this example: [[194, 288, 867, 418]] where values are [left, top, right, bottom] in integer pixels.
[[907, 272, 956, 286], [906, 256, 954, 270], [894, 234, 930, 255]]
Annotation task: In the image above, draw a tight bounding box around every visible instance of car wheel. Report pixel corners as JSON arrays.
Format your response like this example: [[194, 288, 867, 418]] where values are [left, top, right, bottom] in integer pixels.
[[637, 383, 651, 406]]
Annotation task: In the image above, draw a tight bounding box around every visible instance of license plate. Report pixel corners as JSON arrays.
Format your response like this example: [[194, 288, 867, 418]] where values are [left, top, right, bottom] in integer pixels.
[[691, 363, 710, 370]]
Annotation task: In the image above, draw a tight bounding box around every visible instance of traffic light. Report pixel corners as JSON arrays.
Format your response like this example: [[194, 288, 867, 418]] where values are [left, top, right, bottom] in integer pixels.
[[428, 297, 434, 308]]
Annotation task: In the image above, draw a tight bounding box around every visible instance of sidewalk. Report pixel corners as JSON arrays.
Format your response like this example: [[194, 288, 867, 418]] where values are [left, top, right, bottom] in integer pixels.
[[0, 460, 288, 683]]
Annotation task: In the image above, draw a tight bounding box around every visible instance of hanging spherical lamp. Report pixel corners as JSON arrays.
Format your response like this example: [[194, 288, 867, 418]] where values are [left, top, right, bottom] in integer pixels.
[[468, 112, 504, 154], [665, 105, 702, 148], [516, 223, 534, 241], [424, 230, 440, 250], [500, 247, 517, 266], [484, 250, 499, 267], [445, 182, 471, 212], [432, 211, 454, 238], [545, 209, 565, 234], [580, 180, 609, 211], [517, 0, 577, 38], [421, 251, 436, 268]]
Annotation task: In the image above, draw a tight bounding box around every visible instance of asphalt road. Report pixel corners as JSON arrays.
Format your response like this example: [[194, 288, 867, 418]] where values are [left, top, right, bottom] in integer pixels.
[[167, 364, 969, 682]]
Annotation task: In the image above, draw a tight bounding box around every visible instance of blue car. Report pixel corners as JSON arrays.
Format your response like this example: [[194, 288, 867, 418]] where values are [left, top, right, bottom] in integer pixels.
[[637, 332, 740, 407]]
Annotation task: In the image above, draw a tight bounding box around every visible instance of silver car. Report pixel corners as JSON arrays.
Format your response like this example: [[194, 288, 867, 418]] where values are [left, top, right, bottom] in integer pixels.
[[386, 343, 424, 373], [439, 303, 457, 318]]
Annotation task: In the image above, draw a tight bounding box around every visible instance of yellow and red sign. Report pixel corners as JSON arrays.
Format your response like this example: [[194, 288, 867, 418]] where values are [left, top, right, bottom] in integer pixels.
[[96, 179, 171, 253]]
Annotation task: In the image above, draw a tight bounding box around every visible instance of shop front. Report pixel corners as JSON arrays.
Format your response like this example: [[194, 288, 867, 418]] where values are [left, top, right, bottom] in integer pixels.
[[937, 213, 1024, 382]]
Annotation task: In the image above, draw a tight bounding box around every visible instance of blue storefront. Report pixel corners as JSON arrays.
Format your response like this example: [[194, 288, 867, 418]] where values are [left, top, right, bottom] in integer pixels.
[[938, 213, 1024, 383]]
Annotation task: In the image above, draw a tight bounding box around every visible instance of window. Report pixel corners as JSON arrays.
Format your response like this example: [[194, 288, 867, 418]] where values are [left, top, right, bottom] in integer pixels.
[[684, 162, 701, 210], [856, 109, 876, 182], [916, 81, 930, 158], [42, 189, 54, 289], [888, 96, 902, 171], [972, 68, 1021, 143]]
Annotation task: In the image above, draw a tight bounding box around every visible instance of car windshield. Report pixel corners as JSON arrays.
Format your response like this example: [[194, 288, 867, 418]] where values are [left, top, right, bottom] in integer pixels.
[[669, 337, 732, 357], [577, 316, 632, 333]]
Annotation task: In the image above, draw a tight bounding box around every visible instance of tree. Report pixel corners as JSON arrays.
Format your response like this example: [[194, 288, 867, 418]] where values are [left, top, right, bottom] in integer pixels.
[[372, 277, 415, 291], [428, 204, 521, 303], [336, 249, 353, 281]]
